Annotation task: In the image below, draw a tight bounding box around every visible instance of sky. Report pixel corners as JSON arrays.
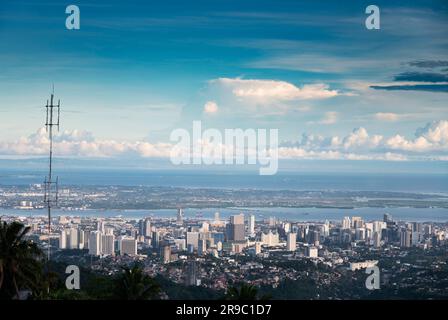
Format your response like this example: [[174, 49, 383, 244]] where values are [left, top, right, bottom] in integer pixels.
[[0, 0, 447, 172]]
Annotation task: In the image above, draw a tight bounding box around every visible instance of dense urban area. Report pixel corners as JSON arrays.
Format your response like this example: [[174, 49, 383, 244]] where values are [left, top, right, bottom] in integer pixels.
[[1, 184, 447, 299]]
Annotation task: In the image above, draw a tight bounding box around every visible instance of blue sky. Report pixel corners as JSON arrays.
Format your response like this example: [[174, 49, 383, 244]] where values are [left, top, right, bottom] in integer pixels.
[[0, 0, 447, 169]]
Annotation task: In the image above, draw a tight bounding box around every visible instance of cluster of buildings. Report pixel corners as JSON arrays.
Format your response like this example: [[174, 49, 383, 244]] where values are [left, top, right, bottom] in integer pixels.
[[2, 209, 447, 292], [5, 209, 446, 261]]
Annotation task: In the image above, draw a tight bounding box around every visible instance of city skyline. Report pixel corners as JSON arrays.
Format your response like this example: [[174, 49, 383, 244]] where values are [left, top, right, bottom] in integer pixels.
[[2, 207, 447, 299]]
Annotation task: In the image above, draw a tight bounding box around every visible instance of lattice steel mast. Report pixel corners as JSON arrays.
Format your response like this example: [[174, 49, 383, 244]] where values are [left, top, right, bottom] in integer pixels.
[[43, 87, 60, 263]]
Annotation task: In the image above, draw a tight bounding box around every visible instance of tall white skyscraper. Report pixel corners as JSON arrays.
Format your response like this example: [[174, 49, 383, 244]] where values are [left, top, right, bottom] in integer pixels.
[[89, 231, 102, 256], [97, 219, 105, 233], [342, 216, 351, 229], [352, 216, 364, 229], [200, 222, 209, 232], [78, 229, 85, 249], [198, 239, 206, 255], [248, 215, 255, 237], [287, 232, 297, 251], [261, 230, 279, 247], [102, 234, 115, 256], [373, 231, 381, 248], [177, 208, 184, 225], [68, 227, 79, 249], [120, 237, 137, 256], [59, 229, 67, 249]]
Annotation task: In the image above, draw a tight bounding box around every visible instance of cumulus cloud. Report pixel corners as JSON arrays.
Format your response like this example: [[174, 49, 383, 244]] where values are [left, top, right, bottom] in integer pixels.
[[0, 127, 172, 158], [210, 78, 339, 102], [342, 127, 383, 150], [203, 101, 219, 114], [281, 120, 448, 161], [383, 121, 448, 153], [1, 121, 448, 161]]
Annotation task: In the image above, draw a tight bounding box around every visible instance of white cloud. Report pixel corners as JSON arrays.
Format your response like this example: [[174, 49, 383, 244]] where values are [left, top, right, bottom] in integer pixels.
[[342, 127, 383, 150], [210, 78, 339, 102], [0, 127, 172, 158], [375, 112, 399, 121], [385, 121, 448, 152], [1, 121, 448, 161], [203, 101, 219, 114], [417, 120, 448, 144]]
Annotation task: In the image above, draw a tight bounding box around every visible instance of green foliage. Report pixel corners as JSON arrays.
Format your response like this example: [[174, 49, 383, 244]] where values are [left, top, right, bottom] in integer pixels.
[[0, 221, 44, 299], [112, 263, 161, 300]]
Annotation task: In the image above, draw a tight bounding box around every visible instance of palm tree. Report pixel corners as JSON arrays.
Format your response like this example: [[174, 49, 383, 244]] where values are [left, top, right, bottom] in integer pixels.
[[112, 263, 160, 300], [0, 221, 44, 299]]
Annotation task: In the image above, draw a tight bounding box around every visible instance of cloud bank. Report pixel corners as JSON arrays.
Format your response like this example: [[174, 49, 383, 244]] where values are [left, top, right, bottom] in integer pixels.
[[1, 121, 448, 162]]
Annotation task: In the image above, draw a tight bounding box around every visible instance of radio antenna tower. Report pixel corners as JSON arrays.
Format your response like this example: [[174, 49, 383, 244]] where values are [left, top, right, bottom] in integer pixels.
[[43, 85, 60, 264]]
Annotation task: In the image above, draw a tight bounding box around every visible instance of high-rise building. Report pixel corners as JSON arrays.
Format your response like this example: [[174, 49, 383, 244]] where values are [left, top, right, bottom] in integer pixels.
[[185, 260, 199, 286], [120, 237, 137, 256], [104, 226, 114, 235], [139, 218, 151, 237], [152, 230, 160, 249], [78, 229, 85, 249], [261, 230, 279, 247], [355, 228, 366, 241], [400, 229, 412, 247], [200, 222, 209, 232], [255, 242, 262, 255], [287, 232, 297, 251], [68, 227, 79, 249], [162, 245, 171, 263], [177, 208, 184, 225], [101, 234, 115, 256], [198, 239, 206, 255], [89, 231, 102, 256], [186, 231, 199, 250], [342, 216, 351, 229], [352, 217, 364, 229], [59, 229, 67, 249], [226, 214, 245, 241], [373, 231, 381, 248], [248, 215, 255, 237], [97, 220, 105, 233], [231, 214, 244, 225]]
